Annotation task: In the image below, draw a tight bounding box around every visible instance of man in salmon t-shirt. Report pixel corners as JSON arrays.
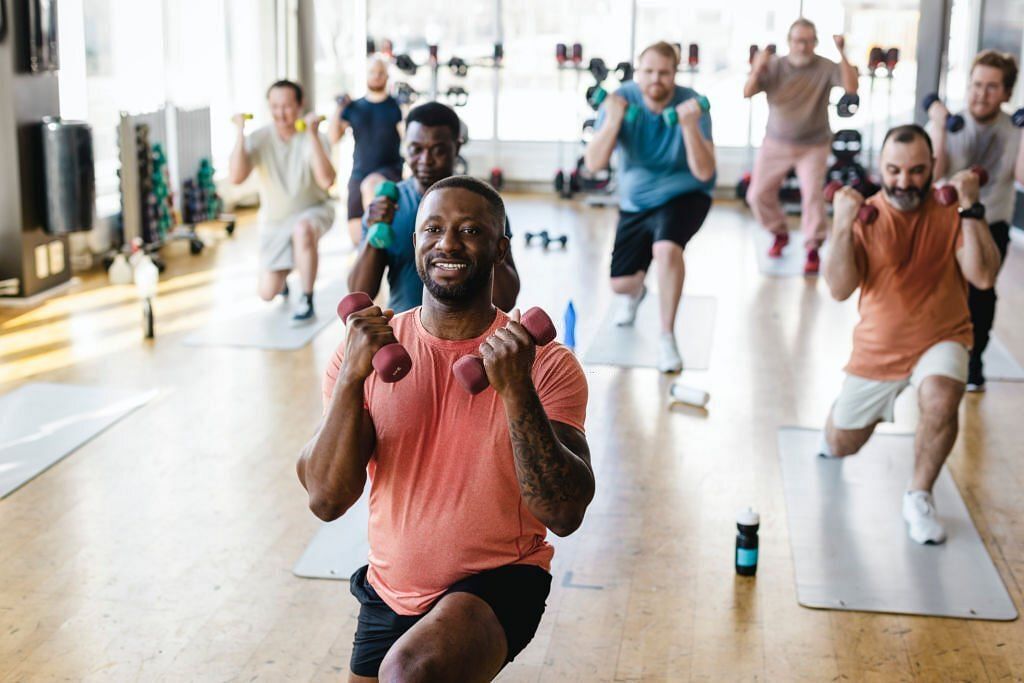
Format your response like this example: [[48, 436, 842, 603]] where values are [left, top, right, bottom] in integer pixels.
[[819, 124, 1000, 545], [296, 175, 593, 681]]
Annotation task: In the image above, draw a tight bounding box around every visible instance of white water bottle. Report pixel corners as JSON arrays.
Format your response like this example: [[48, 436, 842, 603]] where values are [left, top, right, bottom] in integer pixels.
[[108, 253, 133, 285], [668, 382, 710, 408]]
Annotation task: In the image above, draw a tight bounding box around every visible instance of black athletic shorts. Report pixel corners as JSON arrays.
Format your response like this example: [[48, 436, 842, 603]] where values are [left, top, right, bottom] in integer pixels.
[[348, 563, 552, 677], [346, 165, 403, 220], [610, 190, 712, 277]]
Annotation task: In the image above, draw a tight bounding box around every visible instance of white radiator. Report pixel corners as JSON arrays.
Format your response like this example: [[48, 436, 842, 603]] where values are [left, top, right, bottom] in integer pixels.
[[117, 109, 168, 245], [168, 105, 213, 203]]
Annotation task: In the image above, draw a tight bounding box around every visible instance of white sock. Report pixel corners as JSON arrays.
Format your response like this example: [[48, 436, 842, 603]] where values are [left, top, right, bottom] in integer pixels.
[[818, 432, 836, 458]]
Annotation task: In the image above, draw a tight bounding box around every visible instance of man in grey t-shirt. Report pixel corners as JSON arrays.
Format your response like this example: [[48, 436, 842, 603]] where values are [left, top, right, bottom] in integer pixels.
[[229, 80, 337, 324], [929, 50, 1024, 390], [744, 18, 859, 275]]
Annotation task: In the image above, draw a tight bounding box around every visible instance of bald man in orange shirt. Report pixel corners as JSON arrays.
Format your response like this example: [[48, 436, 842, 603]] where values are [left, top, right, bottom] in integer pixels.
[[297, 175, 593, 681]]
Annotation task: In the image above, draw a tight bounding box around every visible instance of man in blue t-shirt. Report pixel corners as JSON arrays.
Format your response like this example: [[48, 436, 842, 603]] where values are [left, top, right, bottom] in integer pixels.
[[328, 56, 405, 245], [347, 102, 520, 313], [584, 41, 716, 373]]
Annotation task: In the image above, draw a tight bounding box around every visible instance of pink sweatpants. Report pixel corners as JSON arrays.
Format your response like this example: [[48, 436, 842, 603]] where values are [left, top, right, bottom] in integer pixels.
[[746, 136, 831, 249]]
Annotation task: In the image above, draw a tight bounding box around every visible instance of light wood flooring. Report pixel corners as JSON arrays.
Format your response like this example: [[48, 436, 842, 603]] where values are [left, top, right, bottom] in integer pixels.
[[1, 197, 1023, 681]]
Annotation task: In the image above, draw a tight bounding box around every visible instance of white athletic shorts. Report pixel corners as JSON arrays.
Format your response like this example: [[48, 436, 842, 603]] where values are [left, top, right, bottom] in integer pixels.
[[260, 203, 335, 271], [831, 341, 969, 430]]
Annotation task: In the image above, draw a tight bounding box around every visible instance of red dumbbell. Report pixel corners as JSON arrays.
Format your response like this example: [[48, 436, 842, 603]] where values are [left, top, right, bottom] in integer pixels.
[[824, 180, 879, 224], [337, 292, 412, 383], [452, 308, 558, 394], [934, 165, 989, 206]]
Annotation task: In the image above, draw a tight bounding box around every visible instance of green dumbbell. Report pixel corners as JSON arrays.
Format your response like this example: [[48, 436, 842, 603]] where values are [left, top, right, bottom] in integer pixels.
[[661, 95, 711, 126], [367, 181, 400, 249], [624, 105, 640, 123]]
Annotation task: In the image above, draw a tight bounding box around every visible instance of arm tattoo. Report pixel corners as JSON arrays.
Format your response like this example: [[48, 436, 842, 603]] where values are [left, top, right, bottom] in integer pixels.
[[506, 389, 592, 521]]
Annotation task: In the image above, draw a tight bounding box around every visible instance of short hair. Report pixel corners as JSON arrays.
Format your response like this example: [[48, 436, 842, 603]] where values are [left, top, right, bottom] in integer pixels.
[[266, 79, 303, 104], [882, 123, 933, 155], [972, 49, 1019, 96], [788, 18, 817, 40], [638, 41, 680, 71], [420, 175, 506, 234], [405, 102, 462, 141]]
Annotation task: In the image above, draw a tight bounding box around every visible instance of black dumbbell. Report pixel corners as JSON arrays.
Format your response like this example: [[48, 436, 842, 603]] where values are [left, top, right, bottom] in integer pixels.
[[588, 57, 609, 83], [394, 54, 418, 75], [922, 93, 965, 132], [836, 92, 859, 118], [614, 61, 633, 81], [449, 57, 469, 77], [1012, 107, 1024, 128], [525, 230, 548, 245], [542, 234, 568, 249], [446, 86, 469, 107]]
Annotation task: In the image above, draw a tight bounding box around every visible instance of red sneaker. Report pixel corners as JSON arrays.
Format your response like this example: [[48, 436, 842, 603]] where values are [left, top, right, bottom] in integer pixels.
[[768, 232, 789, 258], [804, 248, 820, 275]]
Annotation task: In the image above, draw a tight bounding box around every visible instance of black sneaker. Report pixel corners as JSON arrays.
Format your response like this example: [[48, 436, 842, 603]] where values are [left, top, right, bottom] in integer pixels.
[[966, 364, 986, 393], [290, 297, 315, 326], [279, 282, 290, 300]]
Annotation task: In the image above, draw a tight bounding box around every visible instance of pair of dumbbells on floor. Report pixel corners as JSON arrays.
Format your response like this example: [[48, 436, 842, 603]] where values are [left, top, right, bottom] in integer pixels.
[[823, 164, 989, 224], [524, 230, 568, 249], [337, 292, 556, 393]]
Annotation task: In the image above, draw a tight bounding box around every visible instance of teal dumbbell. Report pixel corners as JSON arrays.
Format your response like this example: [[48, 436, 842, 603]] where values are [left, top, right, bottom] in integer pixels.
[[661, 95, 711, 126], [367, 181, 400, 249]]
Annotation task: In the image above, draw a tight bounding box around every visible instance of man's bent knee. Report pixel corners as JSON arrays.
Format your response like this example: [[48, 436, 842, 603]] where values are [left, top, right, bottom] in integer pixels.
[[378, 646, 441, 683], [292, 221, 317, 248], [918, 376, 964, 418], [652, 241, 683, 261]]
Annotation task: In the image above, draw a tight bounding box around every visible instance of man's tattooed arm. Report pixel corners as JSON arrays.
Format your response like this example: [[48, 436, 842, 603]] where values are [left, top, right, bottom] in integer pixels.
[[503, 385, 594, 536]]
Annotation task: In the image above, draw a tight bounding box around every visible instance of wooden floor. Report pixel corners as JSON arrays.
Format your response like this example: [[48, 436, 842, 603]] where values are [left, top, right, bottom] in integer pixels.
[[2, 196, 1023, 681]]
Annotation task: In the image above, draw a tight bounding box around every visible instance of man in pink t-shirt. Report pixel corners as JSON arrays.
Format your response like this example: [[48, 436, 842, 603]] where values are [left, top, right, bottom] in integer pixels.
[[297, 175, 593, 681]]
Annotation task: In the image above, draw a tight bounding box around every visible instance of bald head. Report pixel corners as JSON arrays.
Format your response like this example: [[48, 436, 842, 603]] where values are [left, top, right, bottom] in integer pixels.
[[367, 56, 389, 94]]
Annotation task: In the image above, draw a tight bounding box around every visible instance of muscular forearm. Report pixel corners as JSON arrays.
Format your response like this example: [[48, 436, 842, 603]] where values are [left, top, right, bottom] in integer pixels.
[[839, 57, 859, 94], [502, 385, 594, 537], [960, 218, 1001, 288], [228, 131, 252, 184], [743, 71, 763, 99], [297, 378, 372, 521], [681, 123, 715, 182], [584, 120, 621, 172], [347, 243, 387, 300], [309, 133, 337, 190], [823, 224, 860, 300], [492, 262, 520, 312]]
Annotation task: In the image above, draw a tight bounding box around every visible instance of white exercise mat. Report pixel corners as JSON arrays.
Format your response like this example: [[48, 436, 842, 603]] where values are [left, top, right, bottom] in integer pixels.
[[292, 493, 370, 580], [582, 295, 715, 371], [0, 383, 156, 498], [982, 336, 1024, 382], [183, 279, 347, 350], [778, 427, 1016, 620], [753, 229, 826, 277]]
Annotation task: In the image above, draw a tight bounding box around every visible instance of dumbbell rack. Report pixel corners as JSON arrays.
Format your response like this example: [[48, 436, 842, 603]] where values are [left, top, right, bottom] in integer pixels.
[[864, 46, 900, 169]]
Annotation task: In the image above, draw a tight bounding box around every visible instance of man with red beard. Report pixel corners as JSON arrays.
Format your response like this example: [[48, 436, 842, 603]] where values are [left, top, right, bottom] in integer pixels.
[[744, 19, 859, 274], [928, 50, 1023, 390], [819, 125, 1000, 545], [329, 56, 406, 245], [584, 41, 717, 374]]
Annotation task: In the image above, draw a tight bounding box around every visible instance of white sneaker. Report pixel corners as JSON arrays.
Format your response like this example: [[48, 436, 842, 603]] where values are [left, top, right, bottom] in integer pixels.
[[613, 286, 647, 326], [902, 490, 947, 545], [657, 333, 683, 373]]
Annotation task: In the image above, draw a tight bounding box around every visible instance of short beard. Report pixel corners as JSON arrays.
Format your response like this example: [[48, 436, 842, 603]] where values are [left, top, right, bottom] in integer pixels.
[[416, 259, 492, 303], [883, 174, 931, 211]]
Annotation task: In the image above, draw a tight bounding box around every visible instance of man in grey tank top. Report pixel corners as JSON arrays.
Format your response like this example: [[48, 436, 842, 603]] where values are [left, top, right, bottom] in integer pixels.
[[929, 50, 1024, 390]]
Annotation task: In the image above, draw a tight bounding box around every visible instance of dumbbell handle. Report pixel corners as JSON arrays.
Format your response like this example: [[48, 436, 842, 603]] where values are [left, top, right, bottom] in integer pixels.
[[337, 292, 412, 383], [823, 181, 878, 224], [453, 308, 558, 394], [934, 165, 989, 206]]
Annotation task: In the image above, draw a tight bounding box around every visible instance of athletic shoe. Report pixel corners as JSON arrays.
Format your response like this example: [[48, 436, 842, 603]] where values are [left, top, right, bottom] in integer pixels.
[[804, 248, 820, 275], [290, 298, 316, 326], [966, 364, 986, 393], [613, 285, 647, 327], [279, 282, 290, 300], [657, 333, 683, 373], [768, 232, 789, 258], [902, 490, 947, 545]]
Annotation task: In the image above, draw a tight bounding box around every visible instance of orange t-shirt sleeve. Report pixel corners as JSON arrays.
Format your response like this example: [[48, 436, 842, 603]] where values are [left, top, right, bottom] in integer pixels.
[[533, 345, 588, 433]]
